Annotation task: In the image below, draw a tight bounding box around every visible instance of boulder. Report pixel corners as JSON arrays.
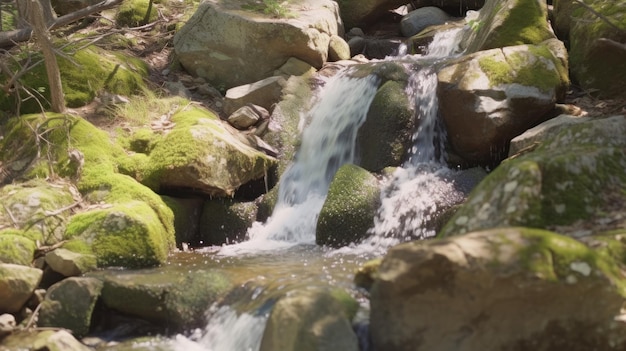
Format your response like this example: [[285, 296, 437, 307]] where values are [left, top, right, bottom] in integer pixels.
[[0, 264, 42, 314], [370, 227, 626, 351], [316, 164, 380, 247], [199, 199, 257, 245], [0, 314, 16, 337], [0, 179, 76, 244], [144, 106, 277, 197], [273, 57, 316, 77], [328, 35, 351, 61], [223, 76, 287, 116], [173, 0, 343, 89], [38, 277, 103, 337], [508, 114, 587, 156], [44, 248, 97, 277], [227, 105, 267, 130], [400, 6, 453, 37], [97, 269, 230, 331], [260, 288, 359, 351], [0, 330, 91, 351], [64, 201, 171, 268], [356, 80, 413, 172], [437, 40, 569, 165], [461, 0, 556, 54], [551, 0, 576, 39], [161, 196, 203, 248], [439, 115, 626, 237], [567, 0, 626, 98], [0, 232, 37, 266]]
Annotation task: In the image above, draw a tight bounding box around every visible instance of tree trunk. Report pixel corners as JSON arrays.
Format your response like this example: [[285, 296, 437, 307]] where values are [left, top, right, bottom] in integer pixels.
[[28, 0, 65, 113]]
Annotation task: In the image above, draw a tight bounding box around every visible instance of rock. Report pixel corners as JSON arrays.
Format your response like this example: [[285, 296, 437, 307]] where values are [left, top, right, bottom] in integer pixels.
[[508, 114, 587, 156], [328, 35, 351, 61], [370, 227, 626, 351], [439, 115, 626, 237], [356, 80, 413, 172], [173, 0, 343, 89], [462, 0, 556, 53], [199, 199, 257, 245], [97, 269, 230, 331], [551, 0, 576, 39], [0, 314, 16, 336], [0, 232, 37, 266], [223, 76, 287, 116], [38, 277, 103, 337], [0, 264, 42, 314], [400, 7, 453, 37], [316, 164, 380, 247], [0, 179, 76, 244], [567, 0, 626, 98], [227, 105, 265, 130], [260, 288, 359, 351], [1, 329, 91, 351], [437, 40, 569, 165], [354, 258, 382, 291], [44, 248, 97, 277], [144, 106, 277, 197], [347, 36, 367, 56], [273, 57, 316, 77], [64, 201, 172, 268]]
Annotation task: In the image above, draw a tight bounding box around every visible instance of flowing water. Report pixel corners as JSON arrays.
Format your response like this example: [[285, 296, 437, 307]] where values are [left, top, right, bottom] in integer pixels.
[[164, 27, 466, 351]]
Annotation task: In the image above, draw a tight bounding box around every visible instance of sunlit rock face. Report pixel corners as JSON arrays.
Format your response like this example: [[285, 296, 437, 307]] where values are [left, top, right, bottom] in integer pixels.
[[370, 227, 626, 351]]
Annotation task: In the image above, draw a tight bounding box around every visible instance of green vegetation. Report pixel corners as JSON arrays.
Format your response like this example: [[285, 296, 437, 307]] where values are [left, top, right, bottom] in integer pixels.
[[241, 0, 294, 18]]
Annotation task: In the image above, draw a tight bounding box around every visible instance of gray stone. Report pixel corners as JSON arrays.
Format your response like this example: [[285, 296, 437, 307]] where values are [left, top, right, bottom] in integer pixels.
[[328, 35, 351, 61], [371, 227, 626, 351], [273, 57, 316, 77], [223, 76, 287, 116], [508, 114, 587, 157], [0, 314, 16, 336], [38, 277, 103, 337], [227, 105, 264, 130], [44, 248, 97, 277], [400, 7, 452, 37], [0, 264, 42, 314]]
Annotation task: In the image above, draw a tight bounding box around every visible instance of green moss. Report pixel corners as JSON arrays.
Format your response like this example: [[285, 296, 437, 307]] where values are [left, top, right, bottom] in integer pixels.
[[478, 56, 512, 87], [199, 199, 256, 245], [0, 45, 148, 113], [329, 288, 359, 321], [116, 0, 158, 26], [65, 201, 169, 268], [0, 233, 36, 265]]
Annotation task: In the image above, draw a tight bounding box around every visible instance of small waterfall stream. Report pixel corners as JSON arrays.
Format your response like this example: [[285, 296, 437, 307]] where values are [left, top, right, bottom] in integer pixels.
[[169, 27, 466, 351]]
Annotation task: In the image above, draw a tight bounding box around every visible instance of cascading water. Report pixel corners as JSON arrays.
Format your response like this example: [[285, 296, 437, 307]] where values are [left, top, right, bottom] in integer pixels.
[[169, 26, 468, 351]]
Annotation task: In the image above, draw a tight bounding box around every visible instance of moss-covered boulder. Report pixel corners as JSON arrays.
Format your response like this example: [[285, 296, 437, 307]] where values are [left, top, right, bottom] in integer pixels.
[[144, 106, 276, 197], [38, 277, 103, 337], [356, 80, 414, 172], [316, 164, 380, 247], [370, 227, 626, 351], [566, 0, 626, 98], [0, 329, 91, 351], [0, 231, 37, 266], [44, 248, 97, 277], [161, 196, 203, 248], [0, 179, 76, 244], [64, 201, 171, 268], [260, 287, 359, 351], [439, 115, 626, 237], [0, 45, 148, 114], [96, 268, 231, 331], [461, 0, 556, 53], [437, 40, 569, 165], [199, 199, 257, 246], [0, 264, 43, 314]]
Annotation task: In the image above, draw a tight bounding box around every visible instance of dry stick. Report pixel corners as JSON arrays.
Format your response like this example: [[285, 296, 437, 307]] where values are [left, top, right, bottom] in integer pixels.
[[1, 203, 19, 228], [0, 0, 124, 47]]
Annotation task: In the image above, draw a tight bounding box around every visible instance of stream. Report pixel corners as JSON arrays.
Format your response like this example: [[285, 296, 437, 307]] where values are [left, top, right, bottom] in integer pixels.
[[157, 27, 466, 351]]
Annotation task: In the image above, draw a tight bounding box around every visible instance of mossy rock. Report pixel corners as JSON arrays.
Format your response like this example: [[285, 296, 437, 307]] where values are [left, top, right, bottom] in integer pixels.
[[116, 0, 158, 27], [199, 198, 257, 246], [568, 0, 626, 98], [316, 164, 380, 248], [439, 115, 626, 237], [0, 45, 148, 113], [96, 268, 231, 331], [0, 179, 76, 244], [0, 232, 37, 266], [260, 287, 359, 351], [462, 0, 555, 53], [64, 200, 171, 268], [143, 105, 277, 197], [161, 196, 203, 247], [356, 80, 413, 172]]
